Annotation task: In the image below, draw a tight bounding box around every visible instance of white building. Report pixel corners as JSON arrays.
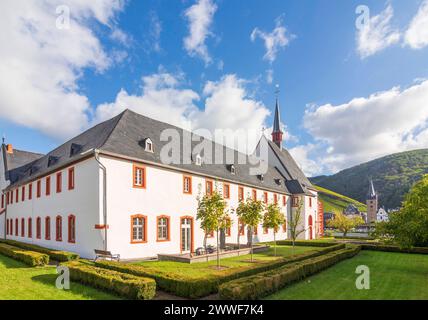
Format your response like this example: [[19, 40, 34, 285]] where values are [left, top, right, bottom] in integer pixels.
[[376, 208, 389, 222], [0, 101, 319, 260]]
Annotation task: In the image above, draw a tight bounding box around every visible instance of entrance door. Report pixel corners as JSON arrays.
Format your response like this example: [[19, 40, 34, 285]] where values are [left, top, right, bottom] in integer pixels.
[[308, 215, 313, 240], [181, 217, 193, 253]]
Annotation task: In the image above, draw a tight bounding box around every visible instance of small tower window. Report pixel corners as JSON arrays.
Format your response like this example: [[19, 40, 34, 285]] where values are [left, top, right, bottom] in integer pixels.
[[258, 174, 264, 182], [145, 138, 154, 153], [229, 165, 236, 175], [195, 154, 202, 166]]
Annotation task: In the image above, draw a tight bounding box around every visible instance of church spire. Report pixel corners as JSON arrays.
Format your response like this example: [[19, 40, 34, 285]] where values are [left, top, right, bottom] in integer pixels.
[[272, 85, 283, 149], [368, 179, 377, 199]]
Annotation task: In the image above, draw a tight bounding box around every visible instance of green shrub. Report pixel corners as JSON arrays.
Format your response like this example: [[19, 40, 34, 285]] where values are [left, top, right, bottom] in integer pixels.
[[0, 243, 49, 266], [66, 262, 156, 300], [334, 236, 375, 240], [0, 239, 79, 262], [275, 240, 337, 247], [219, 245, 361, 300], [361, 244, 428, 254], [95, 244, 346, 298]]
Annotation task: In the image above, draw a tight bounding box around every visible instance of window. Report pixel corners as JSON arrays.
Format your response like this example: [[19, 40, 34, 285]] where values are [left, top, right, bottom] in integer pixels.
[[206, 180, 213, 196], [56, 216, 62, 241], [263, 192, 268, 204], [283, 195, 287, 206], [6, 192, 9, 205], [145, 138, 154, 152], [68, 167, 75, 190], [56, 172, 62, 193], [16, 188, 19, 203], [10, 190, 13, 204], [183, 176, 192, 194], [6, 219, 9, 235], [21, 218, 25, 237], [1, 194, 4, 209], [28, 183, 32, 200], [157, 216, 170, 241], [274, 194, 278, 205], [37, 180, 41, 198], [292, 196, 299, 207], [309, 197, 312, 208], [225, 218, 231, 237], [131, 215, 147, 243], [46, 176, 51, 196], [28, 218, 32, 238], [22, 186, 25, 202], [36, 217, 41, 239], [195, 154, 202, 166], [68, 215, 76, 243], [238, 186, 244, 202], [133, 165, 146, 188], [223, 183, 230, 199], [45, 217, 51, 240], [238, 219, 245, 236], [230, 165, 236, 175], [252, 189, 257, 201]]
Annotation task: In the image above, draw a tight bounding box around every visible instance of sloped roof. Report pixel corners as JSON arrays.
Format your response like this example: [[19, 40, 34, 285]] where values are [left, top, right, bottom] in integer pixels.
[[6, 109, 295, 194], [2, 146, 43, 171]]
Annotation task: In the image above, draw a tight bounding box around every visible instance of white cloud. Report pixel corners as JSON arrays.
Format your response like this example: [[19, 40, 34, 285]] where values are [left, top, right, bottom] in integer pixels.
[[404, 0, 428, 49], [183, 0, 217, 64], [94, 71, 271, 153], [266, 69, 274, 84], [110, 27, 131, 46], [303, 80, 428, 174], [356, 4, 401, 59], [289, 144, 321, 177], [251, 16, 293, 63], [149, 11, 162, 52], [0, 0, 125, 139]]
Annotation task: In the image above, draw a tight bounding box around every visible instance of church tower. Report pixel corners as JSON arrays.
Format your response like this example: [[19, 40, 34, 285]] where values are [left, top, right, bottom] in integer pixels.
[[272, 93, 283, 149], [366, 179, 378, 223]]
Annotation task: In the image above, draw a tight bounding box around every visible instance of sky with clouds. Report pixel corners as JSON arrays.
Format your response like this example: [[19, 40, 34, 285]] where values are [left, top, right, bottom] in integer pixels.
[[1, 0, 428, 177]]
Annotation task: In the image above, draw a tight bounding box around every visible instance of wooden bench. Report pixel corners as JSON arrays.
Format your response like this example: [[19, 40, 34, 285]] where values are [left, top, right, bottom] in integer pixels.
[[94, 249, 120, 262]]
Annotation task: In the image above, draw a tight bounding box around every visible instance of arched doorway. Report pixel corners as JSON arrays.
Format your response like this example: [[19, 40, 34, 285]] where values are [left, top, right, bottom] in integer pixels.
[[308, 215, 313, 240]]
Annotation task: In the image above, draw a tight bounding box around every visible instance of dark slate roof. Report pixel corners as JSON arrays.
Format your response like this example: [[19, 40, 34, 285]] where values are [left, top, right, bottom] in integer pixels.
[[2, 146, 44, 171], [273, 99, 281, 133]]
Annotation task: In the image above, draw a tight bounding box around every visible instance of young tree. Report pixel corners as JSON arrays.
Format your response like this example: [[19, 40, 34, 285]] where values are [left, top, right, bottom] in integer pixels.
[[327, 211, 364, 237], [374, 175, 428, 248], [263, 203, 285, 256], [236, 197, 264, 262], [197, 190, 230, 268], [288, 200, 306, 253]]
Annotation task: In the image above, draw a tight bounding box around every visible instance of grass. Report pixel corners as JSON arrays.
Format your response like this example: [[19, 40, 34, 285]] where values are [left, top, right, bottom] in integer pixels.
[[132, 245, 321, 279], [315, 185, 367, 213], [0, 254, 120, 300], [266, 250, 428, 300]]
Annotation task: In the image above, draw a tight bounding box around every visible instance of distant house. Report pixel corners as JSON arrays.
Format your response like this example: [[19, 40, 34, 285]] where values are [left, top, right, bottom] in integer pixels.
[[343, 204, 359, 216], [377, 208, 389, 222]]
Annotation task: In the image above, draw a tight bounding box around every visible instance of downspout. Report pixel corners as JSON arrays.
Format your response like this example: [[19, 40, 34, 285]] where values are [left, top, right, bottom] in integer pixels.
[[94, 150, 108, 251]]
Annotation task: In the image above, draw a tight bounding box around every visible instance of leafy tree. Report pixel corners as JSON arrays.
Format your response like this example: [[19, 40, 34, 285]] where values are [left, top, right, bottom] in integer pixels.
[[327, 211, 364, 236], [197, 190, 230, 268], [288, 200, 306, 253], [263, 203, 285, 256], [236, 197, 264, 261], [374, 175, 428, 248]]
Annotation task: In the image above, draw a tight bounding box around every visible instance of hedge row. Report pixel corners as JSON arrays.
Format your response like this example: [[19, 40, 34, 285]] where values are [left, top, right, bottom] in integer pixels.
[[0, 243, 49, 266], [361, 244, 428, 254], [219, 245, 361, 300], [95, 243, 346, 298], [66, 262, 156, 300], [0, 239, 79, 262], [275, 240, 337, 247], [334, 236, 376, 241]]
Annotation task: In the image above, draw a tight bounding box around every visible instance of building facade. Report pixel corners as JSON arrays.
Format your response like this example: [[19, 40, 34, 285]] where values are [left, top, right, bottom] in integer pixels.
[[1, 105, 318, 260]]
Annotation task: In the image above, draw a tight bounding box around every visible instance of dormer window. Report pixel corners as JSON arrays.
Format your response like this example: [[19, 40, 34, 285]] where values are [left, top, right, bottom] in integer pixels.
[[48, 156, 60, 167], [229, 165, 236, 175], [70, 143, 82, 157], [195, 154, 202, 166], [144, 138, 154, 153], [258, 174, 264, 182], [275, 178, 282, 185]]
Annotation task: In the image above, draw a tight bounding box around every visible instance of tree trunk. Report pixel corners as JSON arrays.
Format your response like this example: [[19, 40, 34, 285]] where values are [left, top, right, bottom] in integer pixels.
[[274, 232, 277, 256], [250, 226, 253, 262], [216, 229, 220, 269]]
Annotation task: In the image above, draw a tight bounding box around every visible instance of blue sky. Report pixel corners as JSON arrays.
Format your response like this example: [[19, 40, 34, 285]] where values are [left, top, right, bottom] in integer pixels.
[[1, 0, 428, 176]]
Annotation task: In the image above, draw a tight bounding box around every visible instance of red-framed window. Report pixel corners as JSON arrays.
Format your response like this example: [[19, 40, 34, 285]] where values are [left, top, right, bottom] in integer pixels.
[[28, 218, 32, 238], [36, 180, 41, 198], [274, 194, 278, 205], [6, 192, 9, 205], [132, 165, 146, 188], [131, 215, 147, 243], [223, 183, 230, 199], [309, 197, 312, 208], [205, 180, 213, 196], [183, 175, 192, 194], [282, 221, 287, 232], [252, 189, 257, 201], [238, 186, 244, 202], [264, 227, 269, 234], [56, 172, 62, 193], [263, 192, 268, 204], [28, 183, 33, 200], [156, 216, 170, 242], [238, 219, 245, 236], [21, 218, 25, 237], [56, 216, 62, 241], [36, 217, 41, 239], [1, 194, 4, 209], [46, 176, 51, 196], [283, 195, 287, 206], [225, 218, 231, 237], [68, 167, 75, 190], [45, 216, 51, 240], [21, 186, 25, 202], [292, 196, 299, 207], [10, 190, 13, 204], [6, 219, 9, 235], [16, 188, 19, 203], [68, 215, 76, 243]]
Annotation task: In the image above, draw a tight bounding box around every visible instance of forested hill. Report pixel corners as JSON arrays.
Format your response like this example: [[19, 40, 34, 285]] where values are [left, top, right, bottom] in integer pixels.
[[310, 149, 428, 210]]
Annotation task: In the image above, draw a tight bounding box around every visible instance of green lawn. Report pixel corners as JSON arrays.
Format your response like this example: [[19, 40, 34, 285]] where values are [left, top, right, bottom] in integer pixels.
[[266, 250, 428, 300], [0, 254, 119, 300], [133, 245, 321, 279]]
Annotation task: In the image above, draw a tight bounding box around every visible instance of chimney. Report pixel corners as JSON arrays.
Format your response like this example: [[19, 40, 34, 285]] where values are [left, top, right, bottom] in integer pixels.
[[6, 144, 13, 154]]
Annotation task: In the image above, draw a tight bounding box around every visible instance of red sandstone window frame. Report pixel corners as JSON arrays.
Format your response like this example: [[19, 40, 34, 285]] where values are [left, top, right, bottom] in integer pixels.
[[223, 183, 230, 199], [274, 194, 278, 205], [55, 215, 62, 241], [68, 167, 75, 190], [238, 219, 245, 236], [68, 215, 76, 243], [130, 214, 147, 244], [10, 190, 13, 204], [309, 197, 312, 208], [292, 196, 299, 207], [21, 186, 25, 202], [45, 216, 51, 240], [156, 215, 170, 242], [28, 183, 32, 200], [36, 180, 41, 198], [28, 218, 32, 238], [1, 194, 3, 209], [21, 218, 25, 237], [205, 180, 213, 196], [252, 189, 257, 201], [132, 165, 146, 189], [16, 188, 19, 203], [263, 192, 268, 204], [36, 217, 41, 239], [225, 218, 231, 237], [56, 172, 62, 193], [283, 195, 287, 206], [183, 175, 192, 194], [238, 186, 244, 202], [46, 176, 51, 196]]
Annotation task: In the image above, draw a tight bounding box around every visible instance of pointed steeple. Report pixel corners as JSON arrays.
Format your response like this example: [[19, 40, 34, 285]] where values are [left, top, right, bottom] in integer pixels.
[[368, 179, 376, 199], [271, 85, 283, 149]]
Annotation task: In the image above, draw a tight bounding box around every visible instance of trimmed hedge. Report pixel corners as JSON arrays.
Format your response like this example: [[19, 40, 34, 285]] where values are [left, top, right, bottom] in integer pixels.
[[95, 243, 346, 298], [219, 245, 361, 300], [275, 240, 337, 247], [66, 262, 156, 300], [0, 243, 49, 266], [361, 244, 428, 254], [0, 239, 79, 262]]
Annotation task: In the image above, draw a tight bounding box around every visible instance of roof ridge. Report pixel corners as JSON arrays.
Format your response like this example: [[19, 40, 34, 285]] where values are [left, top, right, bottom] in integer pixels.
[[97, 109, 129, 150]]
